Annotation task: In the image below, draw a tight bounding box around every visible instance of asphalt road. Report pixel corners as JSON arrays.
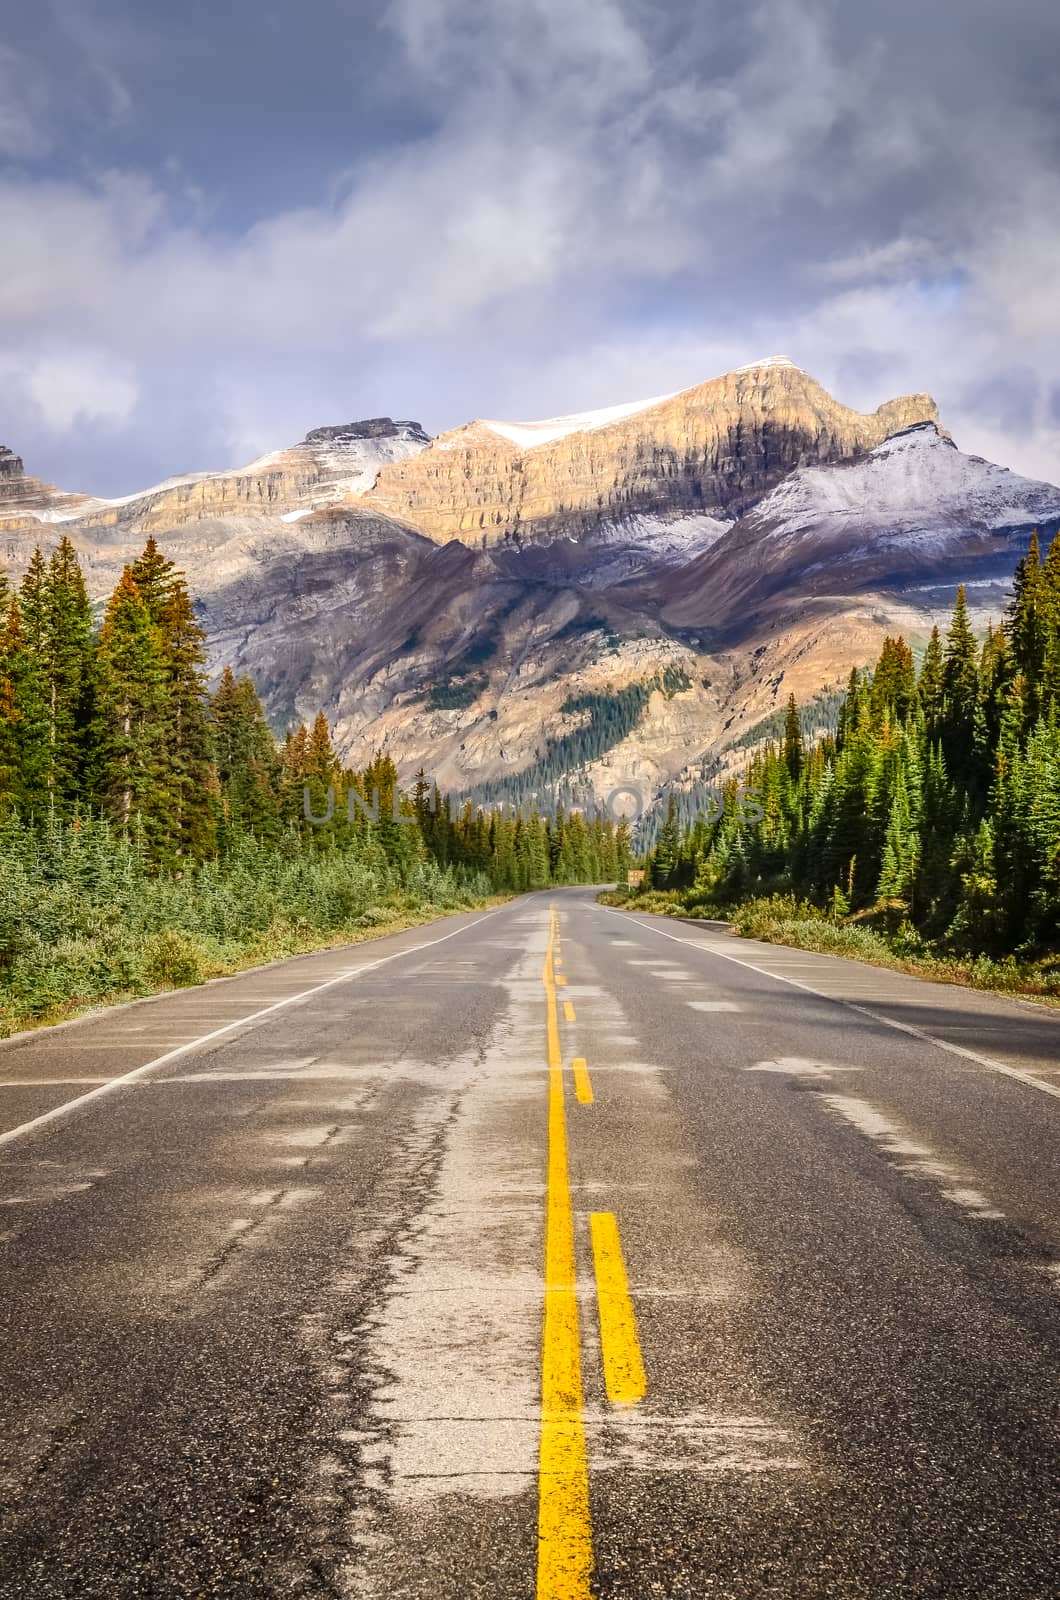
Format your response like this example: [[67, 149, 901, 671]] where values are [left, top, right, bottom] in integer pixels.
[[1, 889, 1059, 1599]]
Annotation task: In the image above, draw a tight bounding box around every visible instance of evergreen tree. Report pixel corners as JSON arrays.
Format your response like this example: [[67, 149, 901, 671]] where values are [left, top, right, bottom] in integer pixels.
[[941, 586, 983, 790], [130, 539, 214, 860], [44, 537, 95, 807], [210, 667, 283, 844], [783, 693, 803, 781], [651, 794, 679, 887], [1007, 531, 1044, 723], [870, 635, 916, 724], [92, 568, 169, 838], [1039, 531, 1060, 716], [1, 589, 49, 809], [917, 626, 944, 732]]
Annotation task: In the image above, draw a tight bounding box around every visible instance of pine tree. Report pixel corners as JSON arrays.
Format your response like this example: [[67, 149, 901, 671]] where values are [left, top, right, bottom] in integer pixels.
[[93, 568, 169, 839], [1039, 530, 1060, 716], [0, 593, 35, 811], [18, 548, 49, 657], [1, 588, 49, 810], [941, 586, 983, 791], [783, 693, 803, 781], [44, 537, 95, 808], [651, 794, 679, 887], [210, 667, 283, 844], [876, 760, 920, 904], [129, 540, 214, 859], [1007, 532, 1044, 723], [870, 636, 916, 725], [917, 626, 944, 731]]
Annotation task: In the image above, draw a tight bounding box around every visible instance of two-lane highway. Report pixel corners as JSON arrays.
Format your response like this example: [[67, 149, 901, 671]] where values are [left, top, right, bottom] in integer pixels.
[[1, 890, 1059, 1597]]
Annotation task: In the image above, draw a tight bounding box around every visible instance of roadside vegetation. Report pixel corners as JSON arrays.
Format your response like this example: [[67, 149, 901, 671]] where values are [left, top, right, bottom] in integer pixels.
[[603, 531, 1060, 1001], [598, 888, 1060, 1002], [0, 539, 632, 1035]]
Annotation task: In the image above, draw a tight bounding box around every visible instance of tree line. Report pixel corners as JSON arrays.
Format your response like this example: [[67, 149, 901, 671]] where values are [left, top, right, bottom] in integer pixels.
[[0, 536, 632, 890], [646, 533, 1060, 955]]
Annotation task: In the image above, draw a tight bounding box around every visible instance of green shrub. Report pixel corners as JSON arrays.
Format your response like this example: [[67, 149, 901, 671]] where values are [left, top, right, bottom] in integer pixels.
[[0, 814, 501, 1035], [142, 928, 207, 988], [355, 906, 393, 928]]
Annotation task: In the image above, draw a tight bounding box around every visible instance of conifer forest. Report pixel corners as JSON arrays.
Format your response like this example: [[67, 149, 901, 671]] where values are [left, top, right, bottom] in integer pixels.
[[636, 533, 1060, 977], [0, 538, 631, 1033]]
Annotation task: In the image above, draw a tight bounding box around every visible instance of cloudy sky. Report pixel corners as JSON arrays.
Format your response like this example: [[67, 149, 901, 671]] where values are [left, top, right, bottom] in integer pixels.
[[3, 0, 1060, 495]]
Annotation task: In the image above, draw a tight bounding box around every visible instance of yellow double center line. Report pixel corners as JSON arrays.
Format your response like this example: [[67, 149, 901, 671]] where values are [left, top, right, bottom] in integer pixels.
[[537, 908, 593, 1598], [537, 907, 647, 1596]]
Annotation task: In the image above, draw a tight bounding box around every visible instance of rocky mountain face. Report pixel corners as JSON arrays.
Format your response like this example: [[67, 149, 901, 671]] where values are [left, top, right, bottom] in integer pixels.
[[0, 418, 429, 539], [362, 357, 940, 544], [3, 363, 1058, 814], [0, 446, 95, 525]]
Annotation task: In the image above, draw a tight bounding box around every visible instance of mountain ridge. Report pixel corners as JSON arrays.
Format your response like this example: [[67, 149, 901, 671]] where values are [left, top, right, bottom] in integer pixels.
[[2, 362, 1057, 815], [0, 359, 936, 540], [361, 359, 941, 544]]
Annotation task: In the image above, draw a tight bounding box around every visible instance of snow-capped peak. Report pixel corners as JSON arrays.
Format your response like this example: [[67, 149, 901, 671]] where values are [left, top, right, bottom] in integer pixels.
[[733, 356, 801, 374], [869, 420, 954, 454], [750, 421, 1060, 539], [479, 390, 680, 452]]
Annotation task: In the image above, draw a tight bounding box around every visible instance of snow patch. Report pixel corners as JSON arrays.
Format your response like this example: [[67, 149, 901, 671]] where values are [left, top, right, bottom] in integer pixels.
[[622, 511, 732, 558], [750, 421, 1060, 541], [733, 356, 800, 374], [479, 390, 680, 452], [14, 505, 88, 524]]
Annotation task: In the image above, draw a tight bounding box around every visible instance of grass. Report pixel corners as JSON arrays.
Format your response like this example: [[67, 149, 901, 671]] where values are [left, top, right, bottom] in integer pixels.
[[597, 888, 1060, 1005], [0, 893, 512, 1042], [0, 816, 504, 1039]]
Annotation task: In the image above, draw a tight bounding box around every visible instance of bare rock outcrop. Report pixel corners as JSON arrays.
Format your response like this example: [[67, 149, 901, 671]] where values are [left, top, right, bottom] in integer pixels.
[[0, 419, 431, 538], [363, 359, 940, 545]]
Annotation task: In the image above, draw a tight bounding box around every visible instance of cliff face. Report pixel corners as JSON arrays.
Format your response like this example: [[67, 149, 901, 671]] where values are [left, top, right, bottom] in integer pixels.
[[363, 359, 941, 545], [0, 418, 430, 537], [198, 417, 1059, 811], [0, 366, 937, 546], [0, 446, 94, 525], [6, 362, 1050, 818]]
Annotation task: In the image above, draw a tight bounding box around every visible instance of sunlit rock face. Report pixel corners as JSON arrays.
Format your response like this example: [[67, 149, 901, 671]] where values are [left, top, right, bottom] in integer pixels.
[[0, 419, 431, 540], [2, 365, 1057, 814], [361, 359, 941, 545]]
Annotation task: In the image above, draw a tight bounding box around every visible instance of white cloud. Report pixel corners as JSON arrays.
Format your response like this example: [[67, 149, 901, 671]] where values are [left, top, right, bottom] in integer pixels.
[[2, 0, 1060, 494], [0, 348, 139, 433]]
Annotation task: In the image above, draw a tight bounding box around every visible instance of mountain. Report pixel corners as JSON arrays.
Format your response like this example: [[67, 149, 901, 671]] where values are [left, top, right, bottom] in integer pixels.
[[0, 418, 429, 535], [2, 363, 1058, 815], [362, 357, 940, 544], [0, 445, 96, 524]]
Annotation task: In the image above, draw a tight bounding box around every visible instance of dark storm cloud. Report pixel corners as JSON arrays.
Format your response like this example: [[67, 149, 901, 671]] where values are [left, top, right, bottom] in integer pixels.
[[2, 0, 1059, 494]]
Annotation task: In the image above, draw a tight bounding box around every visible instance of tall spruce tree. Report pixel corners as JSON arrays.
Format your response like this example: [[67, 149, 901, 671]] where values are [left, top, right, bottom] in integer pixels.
[[941, 586, 983, 790], [92, 568, 169, 840], [1007, 531, 1044, 726], [43, 537, 95, 808], [210, 666, 283, 844], [131, 539, 214, 859], [0, 592, 36, 811], [1039, 531, 1060, 716], [783, 693, 803, 781], [917, 625, 945, 732]]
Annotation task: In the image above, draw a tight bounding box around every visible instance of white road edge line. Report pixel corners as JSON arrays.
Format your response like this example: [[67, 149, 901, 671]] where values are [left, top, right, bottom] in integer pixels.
[[601, 907, 1060, 1105], [0, 908, 505, 1149]]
